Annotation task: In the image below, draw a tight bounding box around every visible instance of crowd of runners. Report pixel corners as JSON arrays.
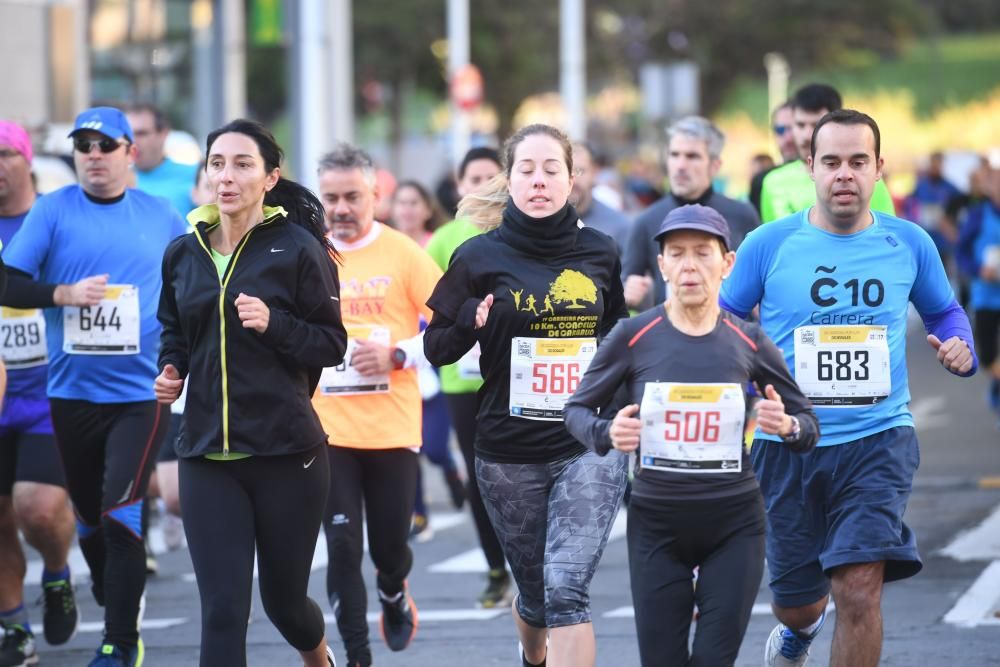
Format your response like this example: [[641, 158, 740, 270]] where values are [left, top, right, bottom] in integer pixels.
[[0, 79, 996, 667]]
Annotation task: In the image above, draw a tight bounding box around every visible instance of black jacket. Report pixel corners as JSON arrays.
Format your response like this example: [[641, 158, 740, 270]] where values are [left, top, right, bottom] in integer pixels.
[[158, 208, 347, 458]]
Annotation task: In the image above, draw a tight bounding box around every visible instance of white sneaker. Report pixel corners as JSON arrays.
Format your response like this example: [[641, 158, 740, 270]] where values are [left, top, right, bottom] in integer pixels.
[[764, 621, 820, 667], [326, 644, 337, 666], [161, 514, 185, 551]]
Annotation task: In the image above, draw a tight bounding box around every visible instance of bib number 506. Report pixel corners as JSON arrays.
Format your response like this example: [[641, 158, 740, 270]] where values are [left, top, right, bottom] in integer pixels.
[[664, 410, 721, 443], [531, 362, 581, 394]]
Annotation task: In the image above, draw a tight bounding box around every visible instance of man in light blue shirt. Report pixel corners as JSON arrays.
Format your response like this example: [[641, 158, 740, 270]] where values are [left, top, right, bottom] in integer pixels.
[[126, 104, 197, 217], [721, 109, 976, 667]]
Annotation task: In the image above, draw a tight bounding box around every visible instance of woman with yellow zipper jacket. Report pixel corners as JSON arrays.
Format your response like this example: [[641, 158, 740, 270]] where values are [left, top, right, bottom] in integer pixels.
[[154, 119, 346, 667]]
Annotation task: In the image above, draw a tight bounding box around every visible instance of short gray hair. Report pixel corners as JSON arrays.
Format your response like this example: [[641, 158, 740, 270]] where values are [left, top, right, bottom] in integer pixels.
[[317, 142, 376, 187], [666, 116, 725, 161]]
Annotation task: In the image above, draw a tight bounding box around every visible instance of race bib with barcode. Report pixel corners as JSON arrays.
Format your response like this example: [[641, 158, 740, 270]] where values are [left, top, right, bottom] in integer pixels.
[[318, 324, 391, 396], [0, 307, 47, 368], [793, 325, 890, 406], [639, 382, 746, 473], [508, 337, 596, 421], [62, 284, 140, 355]]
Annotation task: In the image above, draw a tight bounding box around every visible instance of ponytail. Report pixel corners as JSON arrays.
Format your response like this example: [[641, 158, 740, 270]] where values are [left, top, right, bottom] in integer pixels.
[[456, 172, 508, 232], [265, 178, 340, 262]]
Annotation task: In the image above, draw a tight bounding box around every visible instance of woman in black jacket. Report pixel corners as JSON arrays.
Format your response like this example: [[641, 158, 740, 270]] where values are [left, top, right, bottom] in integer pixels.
[[154, 119, 346, 667]]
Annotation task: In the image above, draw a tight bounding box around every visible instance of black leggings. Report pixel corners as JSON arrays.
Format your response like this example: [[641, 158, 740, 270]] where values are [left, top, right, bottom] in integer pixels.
[[444, 391, 505, 570], [179, 443, 329, 666], [323, 445, 418, 657], [49, 398, 167, 649], [627, 491, 766, 667]]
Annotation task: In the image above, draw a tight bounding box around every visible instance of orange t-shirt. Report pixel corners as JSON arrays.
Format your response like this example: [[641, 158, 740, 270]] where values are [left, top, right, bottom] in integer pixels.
[[312, 223, 442, 449]]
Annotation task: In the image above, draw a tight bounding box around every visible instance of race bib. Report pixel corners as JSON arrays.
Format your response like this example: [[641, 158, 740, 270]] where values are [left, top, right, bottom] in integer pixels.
[[793, 325, 890, 406], [318, 325, 391, 395], [639, 382, 746, 473], [0, 307, 47, 368], [509, 337, 596, 421], [62, 284, 140, 355], [456, 342, 482, 380]]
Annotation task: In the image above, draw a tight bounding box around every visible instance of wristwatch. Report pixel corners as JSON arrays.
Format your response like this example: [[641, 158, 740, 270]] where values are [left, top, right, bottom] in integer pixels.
[[390, 347, 407, 370], [781, 415, 801, 443]]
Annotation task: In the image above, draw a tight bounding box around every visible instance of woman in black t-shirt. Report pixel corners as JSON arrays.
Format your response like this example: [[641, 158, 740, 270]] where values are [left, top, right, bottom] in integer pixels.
[[565, 204, 819, 667], [424, 124, 628, 667]]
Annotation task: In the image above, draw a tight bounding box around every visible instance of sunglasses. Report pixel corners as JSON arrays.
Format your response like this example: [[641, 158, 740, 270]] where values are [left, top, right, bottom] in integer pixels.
[[73, 137, 127, 154], [773, 125, 790, 137]]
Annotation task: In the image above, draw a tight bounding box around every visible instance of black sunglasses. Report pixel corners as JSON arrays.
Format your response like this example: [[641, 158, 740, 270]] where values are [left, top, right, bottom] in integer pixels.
[[73, 137, 126, 154]]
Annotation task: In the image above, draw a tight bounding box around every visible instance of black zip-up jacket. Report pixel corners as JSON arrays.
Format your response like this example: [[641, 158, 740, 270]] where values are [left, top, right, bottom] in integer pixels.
[[157, 208, 347, 458]]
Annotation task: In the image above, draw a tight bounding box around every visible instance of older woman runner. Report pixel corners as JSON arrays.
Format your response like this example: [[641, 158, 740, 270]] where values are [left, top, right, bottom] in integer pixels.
[[424, 124, 628, 667], [155, 119, 345, 667], [565, 204, 818, 667]]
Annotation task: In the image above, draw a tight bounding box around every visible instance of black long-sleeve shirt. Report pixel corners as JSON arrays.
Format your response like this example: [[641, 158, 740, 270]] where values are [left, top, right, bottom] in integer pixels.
[[565, 307, 818, 501], [424, 226, 627, 463]]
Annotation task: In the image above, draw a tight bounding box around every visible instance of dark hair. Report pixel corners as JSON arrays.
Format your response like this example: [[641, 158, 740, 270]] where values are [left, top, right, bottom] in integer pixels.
[[792, 84, 842, 114], [393, 180, 446, 233], [206, 119, 338, 259], [125, 103, 169, 131], [458, 147, 501, 180], [810, 109, 881, 161], [503, 124, 574, 178]]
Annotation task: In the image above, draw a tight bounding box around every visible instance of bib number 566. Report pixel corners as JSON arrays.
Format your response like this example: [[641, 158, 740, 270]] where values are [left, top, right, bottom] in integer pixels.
[[531, 362, 581, 394]]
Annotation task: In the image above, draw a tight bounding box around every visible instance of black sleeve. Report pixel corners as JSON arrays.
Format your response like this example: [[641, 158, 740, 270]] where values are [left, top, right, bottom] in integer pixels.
[[259, 243, 348, 369], [564, 321, 632, 455], [751, 328, 819, 453], [600, 255, 629, 339], [424, 252, 481, 366], [1, 266, 57, 309], [156, 241, 189, 378], [622, 213, 650, 279], [749, 168, 769, 215]]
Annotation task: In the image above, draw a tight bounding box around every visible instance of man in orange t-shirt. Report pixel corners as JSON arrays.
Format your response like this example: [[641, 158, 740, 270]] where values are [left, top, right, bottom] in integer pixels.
[[313, 143, 441, 667]]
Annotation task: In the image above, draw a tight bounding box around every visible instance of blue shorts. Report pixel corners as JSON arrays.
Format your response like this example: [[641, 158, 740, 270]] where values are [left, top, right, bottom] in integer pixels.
[[750, 426, 922, 608], [0, 396, 64, 494], [0, 394, 55, 436]]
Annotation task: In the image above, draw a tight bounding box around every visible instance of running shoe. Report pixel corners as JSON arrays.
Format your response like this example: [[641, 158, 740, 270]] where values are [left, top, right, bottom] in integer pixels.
[[144, 539, 158, 576], [378, 582, 418, 651], [478, 568, 511, 608], [445, 469, 466, 509], [764, 613, 825, 667], [86, 638, 144, 667], [409, 513, 433, 543], [0, 624, 37, 667], [41, 577, 79, 645], [326, 645, 337, 667], [161, 513, 185, 551]]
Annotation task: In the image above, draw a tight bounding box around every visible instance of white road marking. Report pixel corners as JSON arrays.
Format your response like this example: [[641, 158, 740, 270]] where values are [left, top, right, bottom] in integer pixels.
[[77, 617, 187, 633], [938, 503, 1000, 561], [943, 560, 1000, 628], [603, 601, 835, 619]]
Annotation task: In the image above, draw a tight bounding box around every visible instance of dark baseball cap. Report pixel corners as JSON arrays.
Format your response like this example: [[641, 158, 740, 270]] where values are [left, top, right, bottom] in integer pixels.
[[68, 106, 134, 143], [653, 204, 731, 250]]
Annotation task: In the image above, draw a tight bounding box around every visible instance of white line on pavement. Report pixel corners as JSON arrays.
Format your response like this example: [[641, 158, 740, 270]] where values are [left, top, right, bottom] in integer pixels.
[[76, 617, 188, 633], [938, 503, 1000, 561], [603, 601, 835, 619], [943, 560, 1000, 628]]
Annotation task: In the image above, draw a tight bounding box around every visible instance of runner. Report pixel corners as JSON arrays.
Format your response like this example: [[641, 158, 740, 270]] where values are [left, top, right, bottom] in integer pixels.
[[0, 120, 78, 667], [759, 84, 895, 223], [571, 143, 632, 254], [424, 146, 512, 606], [1, 106, 188, 666], [155, 118, 344, 667], [125, 104, 198, 216], [956, 164, 1000, 423], [424, 124, 628, 667], [720, 109, 977, 667], [565, 204, 819, 666], [313, 143, 442, 667], [749, 101, 798, 215], [389, 180, 465, 541], [623, 116, 760, 309]]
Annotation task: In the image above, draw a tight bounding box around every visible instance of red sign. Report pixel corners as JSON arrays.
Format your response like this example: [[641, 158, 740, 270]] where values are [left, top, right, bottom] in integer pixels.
[[451, 64, 484, 111]]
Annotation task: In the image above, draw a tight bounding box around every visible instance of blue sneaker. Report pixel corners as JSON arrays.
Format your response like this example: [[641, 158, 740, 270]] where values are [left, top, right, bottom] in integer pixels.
[[763, 612, 825, 666], [87, 639, 144, 667]]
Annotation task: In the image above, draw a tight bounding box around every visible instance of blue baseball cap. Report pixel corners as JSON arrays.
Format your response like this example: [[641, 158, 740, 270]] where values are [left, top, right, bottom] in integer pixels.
[[653, 204, 732, 250], [68, 106, 134, 143]]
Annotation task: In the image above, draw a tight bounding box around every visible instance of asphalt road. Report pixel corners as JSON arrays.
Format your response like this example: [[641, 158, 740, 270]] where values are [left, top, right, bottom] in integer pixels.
[[16, 323, 1000, 666]]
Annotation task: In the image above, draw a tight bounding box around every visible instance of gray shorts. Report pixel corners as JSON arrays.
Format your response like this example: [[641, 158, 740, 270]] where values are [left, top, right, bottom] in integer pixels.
[[476, 448, 627, 627]]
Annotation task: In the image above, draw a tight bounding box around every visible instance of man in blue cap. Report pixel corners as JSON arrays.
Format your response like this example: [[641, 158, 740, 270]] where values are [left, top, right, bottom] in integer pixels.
[[1, 106, 188, 667]]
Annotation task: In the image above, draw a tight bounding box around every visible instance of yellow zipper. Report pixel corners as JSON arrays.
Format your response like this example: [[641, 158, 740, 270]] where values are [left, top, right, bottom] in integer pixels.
[[194, 215, 280, 456]]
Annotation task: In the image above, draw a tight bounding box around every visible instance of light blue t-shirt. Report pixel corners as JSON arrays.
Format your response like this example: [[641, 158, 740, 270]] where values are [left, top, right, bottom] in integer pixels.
[[4, 185, 189, 402], [135, 158, 198, 217], [721, 209, 956, 446], [971, 204, 1000, 310]]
